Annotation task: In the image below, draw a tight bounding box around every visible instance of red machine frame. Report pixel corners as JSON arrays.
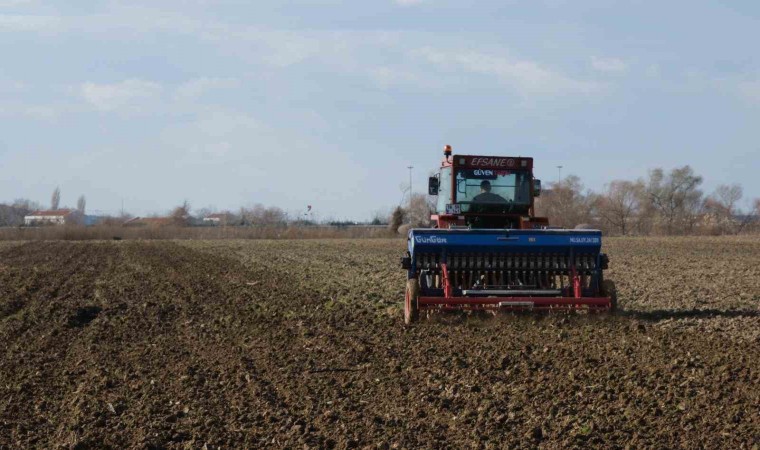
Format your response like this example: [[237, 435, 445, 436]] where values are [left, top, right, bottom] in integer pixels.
[[413, 263, 611, 312]]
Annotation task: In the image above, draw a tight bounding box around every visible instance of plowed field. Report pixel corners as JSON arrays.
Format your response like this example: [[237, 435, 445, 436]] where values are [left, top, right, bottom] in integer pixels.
[[1, 237, 758, 448]]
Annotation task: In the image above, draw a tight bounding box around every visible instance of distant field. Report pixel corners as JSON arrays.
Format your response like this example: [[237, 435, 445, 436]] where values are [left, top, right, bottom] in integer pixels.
[[0, 225, 393, 241], [0, 241, 21, 252], [0, 237, 758, 448]]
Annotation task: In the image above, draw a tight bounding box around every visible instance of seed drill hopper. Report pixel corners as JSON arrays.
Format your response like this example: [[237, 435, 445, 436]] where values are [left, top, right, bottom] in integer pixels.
[[400, 146, 616, 324]]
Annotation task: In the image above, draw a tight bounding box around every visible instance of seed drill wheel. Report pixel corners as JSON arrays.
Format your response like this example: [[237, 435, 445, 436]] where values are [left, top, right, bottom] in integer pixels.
[[404, 279, 420, 325], [602, 279, 618, 312]]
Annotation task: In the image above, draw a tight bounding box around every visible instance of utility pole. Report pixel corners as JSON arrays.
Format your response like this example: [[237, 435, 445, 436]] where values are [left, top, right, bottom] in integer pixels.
[[556, 165, 563, 188], [407, 166, 413, 220]]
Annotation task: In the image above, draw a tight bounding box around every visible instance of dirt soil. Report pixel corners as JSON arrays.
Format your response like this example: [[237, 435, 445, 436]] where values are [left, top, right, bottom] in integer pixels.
[[0, 237, 758, 449]]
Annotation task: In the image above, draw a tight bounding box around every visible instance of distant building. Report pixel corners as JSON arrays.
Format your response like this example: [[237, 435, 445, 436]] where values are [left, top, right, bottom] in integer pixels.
[[202, 213, 232, 226], [24, 209, 78, 226], [123, 217, 175, 227], [83, 215, 102, 226]]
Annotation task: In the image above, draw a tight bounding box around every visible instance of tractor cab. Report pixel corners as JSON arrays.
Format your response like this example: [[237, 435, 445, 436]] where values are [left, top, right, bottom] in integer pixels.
[[428, 145, 547, 230]]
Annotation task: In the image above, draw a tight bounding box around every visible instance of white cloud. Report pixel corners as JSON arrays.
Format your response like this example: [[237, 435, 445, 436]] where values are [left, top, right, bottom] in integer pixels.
[[590, 56, 628, 74], [20, 105, 58, 120], [159, 109, 269, 161], [0, 13, 60, 32], [0, 77, 27, 93], [697, 74, 760, 105], [0, 8, 202, 34], [0, 10, 381, 72], [645, 64, 660, 78], [11, 8, 602, 103], [76, 77, 244, 113], [0, 0, 34, 7], [174, 77, 240, 100], [192, 110, 260, 139], [737, 79, 760, 103], [79, 79, 163, 112], [413, 47, 600, 95], [0, 102, 62, 120], [200, 26, 337, 68], [368, 66, 424, 89]]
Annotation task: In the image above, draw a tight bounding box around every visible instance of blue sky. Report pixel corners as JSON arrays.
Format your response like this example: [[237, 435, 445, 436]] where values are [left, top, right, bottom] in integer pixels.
[[1, 0, 758, 220]]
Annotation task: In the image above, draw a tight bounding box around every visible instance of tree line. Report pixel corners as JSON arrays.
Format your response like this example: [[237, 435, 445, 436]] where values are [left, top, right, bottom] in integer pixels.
[[536, 166, 758, 235], [0, 194, 385, 228], [2, 168, 758, 234]]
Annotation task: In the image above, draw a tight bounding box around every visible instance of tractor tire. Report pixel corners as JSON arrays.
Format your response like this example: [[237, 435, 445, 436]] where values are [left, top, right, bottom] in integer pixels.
[[601, 279, 618, 313], [404, 279, 420, 325]]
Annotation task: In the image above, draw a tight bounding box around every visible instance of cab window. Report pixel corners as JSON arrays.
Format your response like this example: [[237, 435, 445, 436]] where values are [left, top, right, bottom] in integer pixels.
[[436, 167, 451, 213]]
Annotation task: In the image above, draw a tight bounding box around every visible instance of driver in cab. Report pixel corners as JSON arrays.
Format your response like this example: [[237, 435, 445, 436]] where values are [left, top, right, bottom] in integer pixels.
[[473, 180, 507, 203]]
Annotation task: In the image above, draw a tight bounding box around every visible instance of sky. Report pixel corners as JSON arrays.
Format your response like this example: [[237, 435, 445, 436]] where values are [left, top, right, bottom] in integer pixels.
[[1, 0, 759, 220]]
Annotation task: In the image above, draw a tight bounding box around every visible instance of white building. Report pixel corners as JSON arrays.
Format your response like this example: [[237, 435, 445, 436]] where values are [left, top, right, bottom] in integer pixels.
[[24, 209, 75, 226], [203, 213, 232, 226]]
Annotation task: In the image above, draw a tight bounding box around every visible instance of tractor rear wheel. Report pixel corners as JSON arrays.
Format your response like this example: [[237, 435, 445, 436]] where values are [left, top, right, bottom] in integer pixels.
[[601, 280, 618, 312], [404, 279, 420, 325]]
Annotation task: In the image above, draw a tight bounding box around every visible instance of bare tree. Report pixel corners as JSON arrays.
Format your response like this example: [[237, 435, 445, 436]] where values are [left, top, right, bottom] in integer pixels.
[[593, 180, 644, 235], [750, 198, 760, 233], [535, 175, 593, 229], [170, 200, 192, 226], [13, 198, 42, 212], [77, 195, 86, 214], [388, 206, 406, 233], [0, 202, 34, 226], [237, 206, 250, 226], [255, 204, 287, 225], [239, 204, 288, 226], [704, 184, 743, 234], [729, 198, 760, 234], [407, 193, 434, 228], [645, 166, 703, 235], [195, 207, 215, 221], [51, 187, 61, 210], [369, 209, 389, 226], [712, 184, 743, 215], [682, 192, 706, 234]]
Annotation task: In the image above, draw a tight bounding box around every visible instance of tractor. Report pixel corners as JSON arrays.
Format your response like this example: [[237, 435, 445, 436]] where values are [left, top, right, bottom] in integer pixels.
[[400, 145, 616, 324]]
